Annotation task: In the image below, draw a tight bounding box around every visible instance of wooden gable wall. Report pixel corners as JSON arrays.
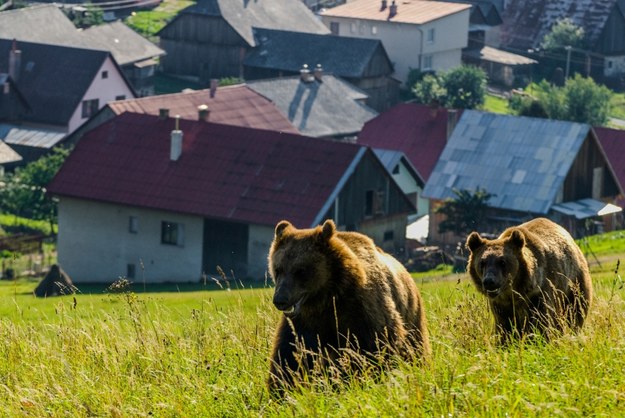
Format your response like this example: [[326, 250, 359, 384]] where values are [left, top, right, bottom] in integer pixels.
[[159, 14, 248, 81]]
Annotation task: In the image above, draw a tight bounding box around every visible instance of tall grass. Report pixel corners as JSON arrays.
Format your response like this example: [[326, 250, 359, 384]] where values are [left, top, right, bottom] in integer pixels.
[[0, 234, 624, 415]]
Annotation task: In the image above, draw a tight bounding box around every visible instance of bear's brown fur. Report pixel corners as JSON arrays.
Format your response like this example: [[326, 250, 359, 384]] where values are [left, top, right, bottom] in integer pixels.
[[267, 219, 430, 393], [466, 217, 593, 341]]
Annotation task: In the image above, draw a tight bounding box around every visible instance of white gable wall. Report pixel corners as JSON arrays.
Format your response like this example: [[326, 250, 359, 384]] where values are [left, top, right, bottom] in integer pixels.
[[321, 9, 470, 85], [67, 56, 135, 133], [57, 197, 203, 283]]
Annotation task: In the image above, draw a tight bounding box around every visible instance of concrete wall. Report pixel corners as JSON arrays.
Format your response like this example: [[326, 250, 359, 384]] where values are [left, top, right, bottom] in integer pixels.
[[321, 9, 470, 85], [57, 198, 203, 283]]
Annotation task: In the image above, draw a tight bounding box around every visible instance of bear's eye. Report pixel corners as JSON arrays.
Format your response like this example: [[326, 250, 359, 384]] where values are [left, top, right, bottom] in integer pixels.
[[479, 259, 487, 271], [498, 259, 506, 270], [292, 267, 308, 279]]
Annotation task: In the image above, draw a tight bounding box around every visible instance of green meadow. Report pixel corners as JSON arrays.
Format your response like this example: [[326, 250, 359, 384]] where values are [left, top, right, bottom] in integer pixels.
[[1, 231, 624, 416]]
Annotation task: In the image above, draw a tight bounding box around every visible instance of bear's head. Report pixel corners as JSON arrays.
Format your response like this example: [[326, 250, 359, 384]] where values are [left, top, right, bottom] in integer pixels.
[[268, 219, 340, 317], [465, 229, 525, 298]]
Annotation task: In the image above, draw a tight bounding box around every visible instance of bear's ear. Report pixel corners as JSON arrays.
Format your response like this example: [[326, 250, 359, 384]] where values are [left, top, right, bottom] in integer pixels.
[[274, 220, 292, 239], [466, 232, 484, 253], [508, 229, 525, 250], [321, 219, 336, 241]]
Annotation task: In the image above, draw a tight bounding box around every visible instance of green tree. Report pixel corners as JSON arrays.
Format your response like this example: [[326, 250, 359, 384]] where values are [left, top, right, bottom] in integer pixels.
[[563, 74, 612, 126], [436, 188, 494, 235], [510, 78, 612, 126], [541, 18, 585, 50], [441, 65, 487, 109], [0, 147, 70, 233], [412, 74, 446, 105], [410, 65, 487, 109]]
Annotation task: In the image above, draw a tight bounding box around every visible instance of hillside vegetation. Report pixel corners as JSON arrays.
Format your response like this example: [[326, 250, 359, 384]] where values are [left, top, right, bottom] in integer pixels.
[[0, 231, 624, 415]]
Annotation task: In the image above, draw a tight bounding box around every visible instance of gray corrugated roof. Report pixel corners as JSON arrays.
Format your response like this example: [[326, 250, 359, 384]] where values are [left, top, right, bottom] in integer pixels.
[[244, 28, 390, 78], [422, 110, 591, 214], [0, 5, 163, 66], [246, 75, 377, 138], [552, 198, 622, 219], [80, 21, 165, 66], [0, 124, 66, 149], [180, 0, 329, 46]]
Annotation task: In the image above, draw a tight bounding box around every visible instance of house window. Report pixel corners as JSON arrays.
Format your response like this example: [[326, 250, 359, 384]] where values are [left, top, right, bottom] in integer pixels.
[[392, 165, 400, 175], [365, 190, 385, 217], [127, 263, 136, 279], [371, 25, 377, 35], [423, 55, 433, 71], [81, 99, 99, 118], [161, 221, 185, 246], [102, 70, 108, 79], [330, 22, 339, 35], [129, 216, 138, 234], [383, 230, 394, 241], [427, 28, 435, 43], [115, 95, 126, 101], [350, 22, 357, 33]]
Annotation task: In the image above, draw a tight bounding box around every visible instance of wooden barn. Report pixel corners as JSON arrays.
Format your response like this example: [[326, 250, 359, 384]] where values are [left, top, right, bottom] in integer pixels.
[[243, 28, 399, 111], [157, 0, 329, 84], [422, 110, 622, 245]]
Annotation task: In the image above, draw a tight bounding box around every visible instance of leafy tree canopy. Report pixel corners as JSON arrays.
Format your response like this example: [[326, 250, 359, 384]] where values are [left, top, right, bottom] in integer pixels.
[[410, 65, 487, 110], [541, 18, 585, 50], [509, 76, 612, 126], [0, 147, 70, 233]]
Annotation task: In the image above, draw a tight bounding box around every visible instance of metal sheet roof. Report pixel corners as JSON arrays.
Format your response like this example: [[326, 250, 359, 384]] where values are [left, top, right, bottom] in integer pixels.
[[422, 110, 591, 214], [551, 198, 622, 219], [0, 124, 66, 149]]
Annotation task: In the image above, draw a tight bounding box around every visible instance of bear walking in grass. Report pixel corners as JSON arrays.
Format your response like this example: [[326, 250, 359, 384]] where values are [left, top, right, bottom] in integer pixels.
[[267, 219, 430, 393], [466, 217, 593, 342]]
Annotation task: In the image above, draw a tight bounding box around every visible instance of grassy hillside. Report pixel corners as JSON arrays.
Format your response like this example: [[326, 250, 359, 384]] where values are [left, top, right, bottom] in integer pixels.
[[0, 231, 624, 415]]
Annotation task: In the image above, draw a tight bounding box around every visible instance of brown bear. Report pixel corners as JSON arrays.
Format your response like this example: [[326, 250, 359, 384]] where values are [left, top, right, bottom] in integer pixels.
[[267, 219, 430, 394], [466, 217, 593, 342]]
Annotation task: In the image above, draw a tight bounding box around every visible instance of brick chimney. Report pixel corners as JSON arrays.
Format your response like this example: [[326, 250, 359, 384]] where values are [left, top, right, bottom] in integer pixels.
[[8, 39, 21, 82], [198, 104, 210, 121], [210, 79, 218, 98], [388, 0, 397, 19], [313, 64, 323, 82], [170, 115, 183, 161]]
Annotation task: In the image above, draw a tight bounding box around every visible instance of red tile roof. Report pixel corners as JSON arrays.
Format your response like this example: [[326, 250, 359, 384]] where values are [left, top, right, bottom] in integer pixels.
[[108, 84, 299, 134], [48, 112, 365, 227], [357, 103, 461, 181], [594, 126, 625, 200]]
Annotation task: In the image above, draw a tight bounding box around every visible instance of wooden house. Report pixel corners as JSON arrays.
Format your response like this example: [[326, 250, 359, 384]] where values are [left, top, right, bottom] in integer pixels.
[[422, 110, 622, 244], [243, 28, 399, 111], [157, 0, 329, 84]]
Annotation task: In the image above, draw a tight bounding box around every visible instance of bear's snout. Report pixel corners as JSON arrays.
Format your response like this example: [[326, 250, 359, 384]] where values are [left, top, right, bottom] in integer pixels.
[[482, 274, 499, 292]]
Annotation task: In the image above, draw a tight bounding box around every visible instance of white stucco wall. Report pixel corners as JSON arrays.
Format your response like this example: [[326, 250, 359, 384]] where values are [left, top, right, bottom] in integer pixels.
[[67, 56, 135, 133], [391, 160, 428, 218], [247, 224, 276, 281], [321, 9, 470, 85], [57, 198, 203, 283]]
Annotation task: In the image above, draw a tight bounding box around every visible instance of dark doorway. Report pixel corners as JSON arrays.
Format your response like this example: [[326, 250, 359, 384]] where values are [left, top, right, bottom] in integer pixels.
[[202, 219, 249, 279]]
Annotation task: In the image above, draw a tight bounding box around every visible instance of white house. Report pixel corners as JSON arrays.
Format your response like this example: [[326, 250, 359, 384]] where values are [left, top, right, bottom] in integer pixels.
[[320, 0, 472, 86]]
